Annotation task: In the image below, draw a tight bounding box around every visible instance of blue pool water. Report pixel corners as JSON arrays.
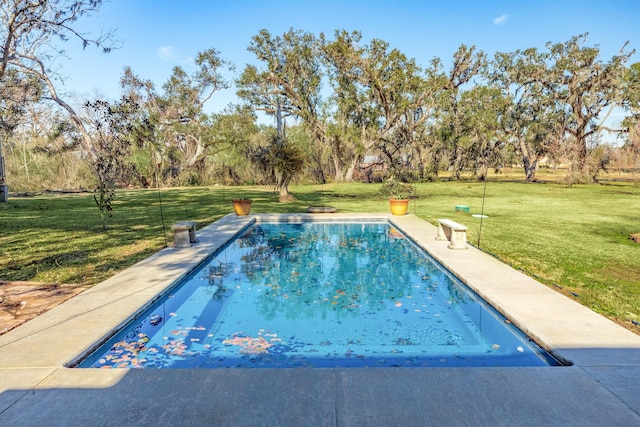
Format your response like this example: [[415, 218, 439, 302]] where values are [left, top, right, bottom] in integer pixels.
[[77, 221, 559, 368]]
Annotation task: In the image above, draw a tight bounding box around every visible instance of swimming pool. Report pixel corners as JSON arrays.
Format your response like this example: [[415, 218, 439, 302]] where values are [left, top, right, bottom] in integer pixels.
[[76, 221, 559, 368]]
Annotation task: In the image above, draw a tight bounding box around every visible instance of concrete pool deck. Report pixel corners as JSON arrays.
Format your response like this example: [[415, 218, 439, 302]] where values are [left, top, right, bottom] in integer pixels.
[[1, 213, 639, 426]]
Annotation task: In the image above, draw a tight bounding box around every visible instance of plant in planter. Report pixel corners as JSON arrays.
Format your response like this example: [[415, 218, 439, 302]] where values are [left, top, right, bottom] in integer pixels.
[[380, 179, 416, 215], [232, 198, 252, 216]]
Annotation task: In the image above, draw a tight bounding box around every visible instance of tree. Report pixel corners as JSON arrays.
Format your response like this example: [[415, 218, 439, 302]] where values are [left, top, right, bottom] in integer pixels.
[[621, 63, 640, 149], [2, 103, 88, 191], [0, 0, 116, 199], [430, 45, 487, 180], [320, 30, 368, 182], [0, 69, 42, 197], [491, 48, 566, 181], [321, 31, 447, 182], [464, 86, 508, 180], [545, 34, 633, 183], [237, 28, 320, 198], [209, 105, 262, 184], [83, 97, 137, 230], [352, 38, 431, 178], [264, 132, 305, 202], [0, 69, 42, 134], [623, 63, 640, 115], [620, 63, 640, 184], [120, 48, 231, 185]]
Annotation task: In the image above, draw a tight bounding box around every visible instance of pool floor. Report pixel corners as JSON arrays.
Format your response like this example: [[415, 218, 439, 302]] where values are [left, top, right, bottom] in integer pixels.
[[78, 222, 556, 368]]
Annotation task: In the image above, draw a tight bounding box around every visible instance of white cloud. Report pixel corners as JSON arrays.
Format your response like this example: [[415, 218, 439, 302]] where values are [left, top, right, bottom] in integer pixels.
[[493, 14, 508, 25], [158, 46, 194, 65], [158, 46, 177, 61]]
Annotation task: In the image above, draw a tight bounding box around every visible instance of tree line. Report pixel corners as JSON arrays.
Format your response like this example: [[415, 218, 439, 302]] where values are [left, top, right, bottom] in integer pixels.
[[1, 2, 640, 223]]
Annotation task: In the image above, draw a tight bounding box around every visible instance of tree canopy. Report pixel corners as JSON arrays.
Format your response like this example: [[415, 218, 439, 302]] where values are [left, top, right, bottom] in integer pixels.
[[2, 22, 638, 206]]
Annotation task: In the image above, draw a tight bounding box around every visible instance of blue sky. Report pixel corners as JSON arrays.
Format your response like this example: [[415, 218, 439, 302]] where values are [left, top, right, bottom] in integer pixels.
[[61, 0, 639, 132]]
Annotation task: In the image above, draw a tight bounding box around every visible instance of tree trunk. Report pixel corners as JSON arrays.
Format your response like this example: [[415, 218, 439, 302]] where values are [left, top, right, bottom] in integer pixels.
[[278, 185, 294, 202], [476, 163, 487, 182], [523, 156, 539, 182], [332, 154, 345, 182], [184, 135, 204, 168], [344, 157, 358, 182]]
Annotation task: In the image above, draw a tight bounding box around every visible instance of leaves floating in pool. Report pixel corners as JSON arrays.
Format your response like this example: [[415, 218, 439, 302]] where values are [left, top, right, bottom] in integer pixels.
[[222, 332, 279, 355]]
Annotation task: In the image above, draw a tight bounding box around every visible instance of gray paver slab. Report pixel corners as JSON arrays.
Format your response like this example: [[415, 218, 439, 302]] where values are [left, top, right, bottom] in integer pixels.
[[335, 367, 640, 427], [0, 368, 56, 413], [582, 366, 640, 414], [0, 368, 337, 426]]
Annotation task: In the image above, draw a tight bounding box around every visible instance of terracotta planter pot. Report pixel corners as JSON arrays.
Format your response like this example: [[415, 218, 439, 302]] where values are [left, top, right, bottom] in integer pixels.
[[232, 199, 252, 216], [389, 199, 409, 216]]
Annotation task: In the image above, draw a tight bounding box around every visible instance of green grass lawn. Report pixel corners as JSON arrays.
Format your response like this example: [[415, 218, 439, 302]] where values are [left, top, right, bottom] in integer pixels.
[[1, 180, 639, 333]]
